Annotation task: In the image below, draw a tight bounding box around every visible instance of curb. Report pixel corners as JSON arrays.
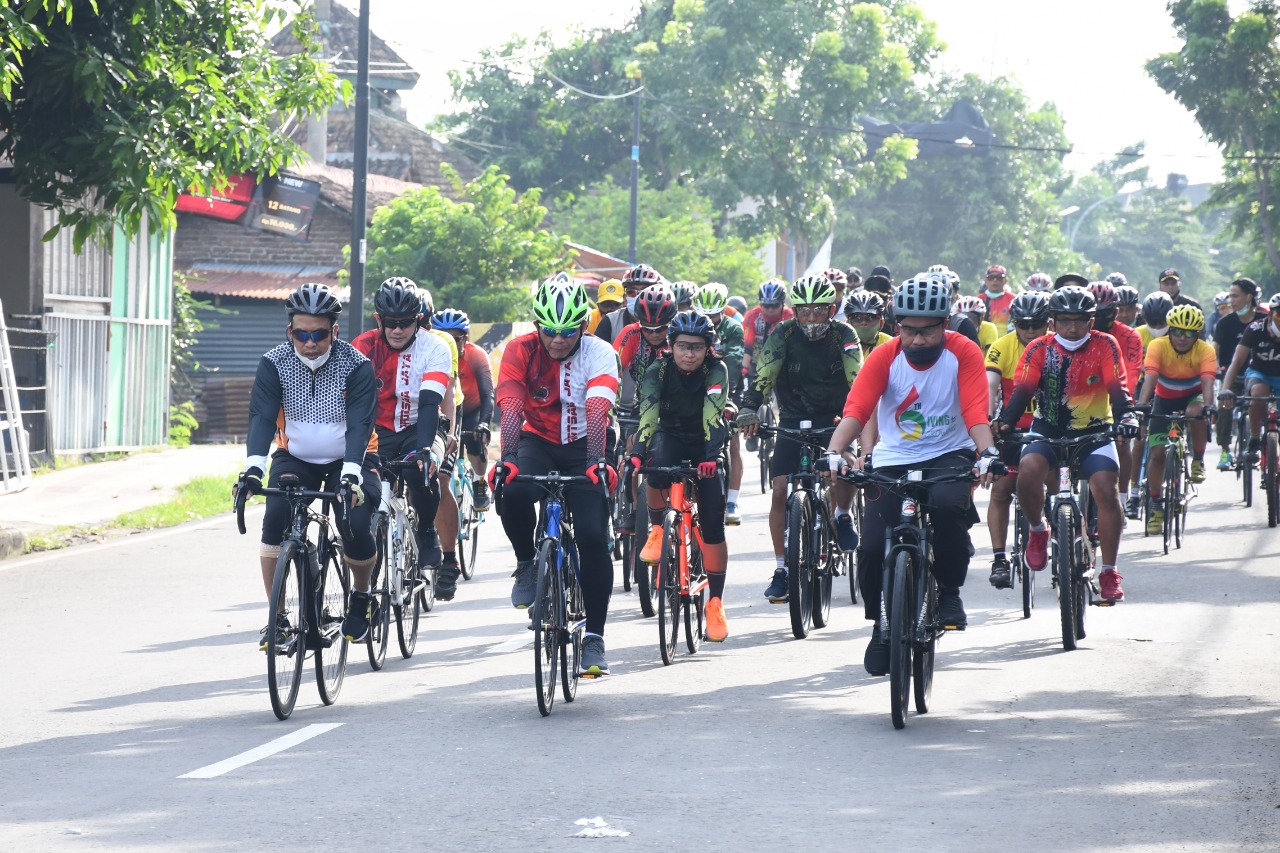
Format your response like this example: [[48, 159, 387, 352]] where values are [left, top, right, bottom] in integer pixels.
[[0, 527, 28, 561]]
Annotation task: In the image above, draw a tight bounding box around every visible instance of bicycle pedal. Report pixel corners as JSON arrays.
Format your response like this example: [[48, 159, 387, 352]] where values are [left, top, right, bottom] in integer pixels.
[[941, 623, 966, 632], [1092, 599, 1118, 607]]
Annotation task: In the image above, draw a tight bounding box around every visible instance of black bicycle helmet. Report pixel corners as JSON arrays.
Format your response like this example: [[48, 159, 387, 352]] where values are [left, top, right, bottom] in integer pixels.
[[1142, 291, 1174, 326], [1115, 285, 1140, 306], [622, 263, 663, 288], [1048, 285, 1097, 316], [374, 276, 422, 318], [669, 280, 699, 307], [1009, 291, 1051, 325], [285, 282, 342, 318], [633, 284, 677, 327], [667, 309, 715, 345], [843, 290, 885, 317]]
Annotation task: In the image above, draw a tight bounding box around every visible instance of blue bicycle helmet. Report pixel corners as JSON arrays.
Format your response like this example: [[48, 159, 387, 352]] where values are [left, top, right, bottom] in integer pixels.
[[433, 308, 470, 333], [667, 310, 716, 345], [758, 278, 787, 307]]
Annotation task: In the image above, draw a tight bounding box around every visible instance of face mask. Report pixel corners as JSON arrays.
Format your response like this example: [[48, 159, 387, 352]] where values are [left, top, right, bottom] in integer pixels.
[[986, 287, 1004, 298], [1054, 333, 1089, 352], [903, 341, 945, 366], [295, 348, 331, 371], [1237, 305, 1254, 317], [1270, 319, 1280, 338], [626, 296, 639, 314], [1148, 326, 1168, 338], [800, 321, 829, 341], [853, 324, 880, 343], [1094, 311, 1115, 333]]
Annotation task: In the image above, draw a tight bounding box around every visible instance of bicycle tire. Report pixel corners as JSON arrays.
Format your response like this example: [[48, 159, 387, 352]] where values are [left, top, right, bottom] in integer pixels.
[[367, 519, 391, 671], [658, 510, 681, 665], [1243, 442, 1255, 507], [395, 514, 421, 659], [684, 534, 704, 654], [314, 537, 350, 706], [1016, 507, 1033, 619], [1075, 489, 1090, 641], [811, 501, 833, 630], [1267, 433, 1279, 528], [1162, 446, 1179, 556], [759, 405, 776, 493], [848, 490, 862, 605], [266, 541, 305, 721], [1174, 445, 1187, 549], [458, 463, 478, 581], [888, 551, 914, 730], [560, 533, 582, 702], [785, 493, 814, 639], [913, 572, 937, 715], [418, 558, 437, 613], [532, 539, 558, 716], [1054, 502, 1078, 651]]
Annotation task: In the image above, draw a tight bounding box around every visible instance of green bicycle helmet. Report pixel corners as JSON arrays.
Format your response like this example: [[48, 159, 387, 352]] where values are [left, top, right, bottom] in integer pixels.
[[532, 272, 590, 330], [692, 282, 729, 315], [789, 275, 837, 306]]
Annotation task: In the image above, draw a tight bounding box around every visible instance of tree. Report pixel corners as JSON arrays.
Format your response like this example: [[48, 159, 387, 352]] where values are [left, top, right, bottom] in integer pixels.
[[0, 1, 344, 246], [1147, 0, 1280, 280], [552, 178, 766, 296], [364, 166, 565, 321], [834, 73, 1078, 284]]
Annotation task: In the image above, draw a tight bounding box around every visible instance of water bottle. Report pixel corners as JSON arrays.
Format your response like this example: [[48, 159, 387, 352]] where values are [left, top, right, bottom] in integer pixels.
[[306, 542, 320, 579]]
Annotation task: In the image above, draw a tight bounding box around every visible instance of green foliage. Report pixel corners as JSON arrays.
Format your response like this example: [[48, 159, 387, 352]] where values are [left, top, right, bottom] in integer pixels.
[[167, 401, 199, 448], [365, 166, 566, 321], [552, 179, 766, 295], [834, 73, 1077, 284], [0, 1, 347, 248]]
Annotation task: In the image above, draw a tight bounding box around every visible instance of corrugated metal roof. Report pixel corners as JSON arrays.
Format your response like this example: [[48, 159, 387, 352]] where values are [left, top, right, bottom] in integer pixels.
[[192, 300, 290, 376], [180, 264, 348, 301]]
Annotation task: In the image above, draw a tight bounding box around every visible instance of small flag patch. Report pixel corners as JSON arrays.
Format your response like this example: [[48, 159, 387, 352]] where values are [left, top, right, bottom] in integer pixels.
[[707, 384, 723, 397]]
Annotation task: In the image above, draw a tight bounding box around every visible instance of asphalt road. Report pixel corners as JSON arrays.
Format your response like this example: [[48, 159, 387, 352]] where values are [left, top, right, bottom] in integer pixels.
[[2, 463, 1278, 851]]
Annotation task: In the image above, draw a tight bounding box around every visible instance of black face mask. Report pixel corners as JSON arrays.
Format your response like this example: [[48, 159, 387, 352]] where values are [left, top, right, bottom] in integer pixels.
[[903, 341, 945, 367], [1094, 309, 1117, 333]]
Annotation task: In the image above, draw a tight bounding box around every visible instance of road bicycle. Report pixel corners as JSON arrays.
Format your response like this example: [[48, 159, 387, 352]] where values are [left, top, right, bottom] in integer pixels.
[[1154, 412, 1204, 554], [451, 437, 487, 581], [236, 474, 352, 721], [1235, 396, 1280, 527], [1010, 493, 1033, 619], [369, 457, 428, 668], [611, 410, 653, 611], [1016, 431, 1117, 652], [757, 398, 778, 493], [760, 422, 846, 640], [846, 465, 977, 730], [496, 471, 592, 717], [640, 463, 711, 665]]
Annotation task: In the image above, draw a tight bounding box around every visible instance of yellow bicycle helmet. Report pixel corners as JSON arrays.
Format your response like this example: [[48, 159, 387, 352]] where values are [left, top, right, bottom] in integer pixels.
[[1167, 304, 1205, 332]]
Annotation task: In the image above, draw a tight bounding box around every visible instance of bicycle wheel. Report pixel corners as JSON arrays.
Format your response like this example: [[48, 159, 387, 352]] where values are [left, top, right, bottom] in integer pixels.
[[658, 511, 681, 665], [532, 539, 558, 716], [467, 512, 482, 579], [1174, 446, 1187, 549], [684, 535, 704, 654], [785, 493, 814, 640], [1243, 441, 1254, 507], [1162, 447, 1179, 556], [1054, 502, 1079, 652], [266, 541, 306, 721], [888, 551, 914, 730], [418, 551, 437, 614], [1267, 433, 1279, 528], [314, 537, 350, 706], [560, 534, 582, 702], [367, 519, 391, 671], [811, 502, 833, 629], [913, 573, 937, 715], [848, 490, 862, 606], [759, 406, 776, 493], [395, 514, 421, 659], [1016, 508, 1033, 619], [456, 466, 477, 581]]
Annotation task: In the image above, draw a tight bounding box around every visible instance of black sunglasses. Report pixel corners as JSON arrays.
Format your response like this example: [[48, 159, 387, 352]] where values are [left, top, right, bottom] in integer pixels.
[[290, 327, 332, 344], [381, 317, 418, 330], [1015, 320, 1047, 331]]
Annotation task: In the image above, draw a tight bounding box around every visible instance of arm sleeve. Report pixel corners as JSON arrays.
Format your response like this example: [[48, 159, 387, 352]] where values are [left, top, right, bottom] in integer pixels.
[[496, 342, 528, 462], [1143, 339, 1162, 376], [842, 341, 893, 423], [584, 341, 620, 460], [1198, 341, 1219, 378], [1122, 329, 1143, 393], [1000, 341, 1044, 428], [703, 361, 730, 461], [473, 349, 495, 423], [246, 355, 283, 470], [1103, 336, 1134, 417], [615, 326, 639, 370], [954, 340, 990, 430], [719, 323, 744, 385], [743, 311, 757, 349], [632, 359, 662, 458], [741, 326, 785, 410], [840, 327, 863, 385], [343, 360, 377, 466]]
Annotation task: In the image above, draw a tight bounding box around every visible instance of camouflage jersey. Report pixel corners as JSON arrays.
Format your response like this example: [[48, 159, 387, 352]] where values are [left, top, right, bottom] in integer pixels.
[[632, 354, 730, 463], [711, 317, 745, 399], [740, 319, 862, 421]]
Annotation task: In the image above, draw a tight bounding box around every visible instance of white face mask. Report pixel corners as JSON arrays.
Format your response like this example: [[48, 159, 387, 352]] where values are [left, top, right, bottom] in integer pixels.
[[1149, 326, 1168, 338], [1270, 318, 1280, 338], [626, 295, 639, 315], [1054, 333, 1089, 352], [295, 349, 331, 371]]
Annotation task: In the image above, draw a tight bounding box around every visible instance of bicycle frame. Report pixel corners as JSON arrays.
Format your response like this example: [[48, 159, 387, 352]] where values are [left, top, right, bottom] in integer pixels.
[[377, 459, 424, 610]]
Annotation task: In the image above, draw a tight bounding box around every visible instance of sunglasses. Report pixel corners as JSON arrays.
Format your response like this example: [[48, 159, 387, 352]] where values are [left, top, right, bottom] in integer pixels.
[[539, 326, 581, 339], [1016, 320, 1048, 331], [381, 317, 418, 330], [640, 324, 667, 334], [1169, 328, 1198, 338], [290, 327, 332, 344], [898, 321, 945, 339], [847, 313, 881, 325]]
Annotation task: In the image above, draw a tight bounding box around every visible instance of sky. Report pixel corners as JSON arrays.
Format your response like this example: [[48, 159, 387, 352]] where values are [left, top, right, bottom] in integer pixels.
[[354, 0, 1229, 186]]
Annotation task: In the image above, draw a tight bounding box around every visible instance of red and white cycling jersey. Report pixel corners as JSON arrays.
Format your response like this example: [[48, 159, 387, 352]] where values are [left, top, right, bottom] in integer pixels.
[[352, 328, 453, 433], [497, 331, 620, 444]]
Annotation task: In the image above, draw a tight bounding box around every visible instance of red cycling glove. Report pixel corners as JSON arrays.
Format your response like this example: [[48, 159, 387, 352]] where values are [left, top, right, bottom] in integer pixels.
[[586, 463, 618, 492], [487, 461, 519, 489], [698, 461, 718, 479]]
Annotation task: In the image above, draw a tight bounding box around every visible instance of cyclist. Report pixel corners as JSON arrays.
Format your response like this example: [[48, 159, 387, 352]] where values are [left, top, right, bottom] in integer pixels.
[[630, 311, 732, 641], [736, 275, 862, 601], [616, 284, 677, 410], [941, 272, 981, 345], [822, 267, 850, 305], [984, 291, 1051, 588], [827, 275, 1002, 674], [843, 290, 893, 357], [1158, 268, 1203, 310], [1115, 285, 1142, 328], [980, 264, 1017, 327], [597, 263, 664, 344], [1088, 281, 1145, 521], [670, 281, 699, 312], [1137, 291, 1174, 352], [492, 274, 620, 676], [1213, 278, 1268, 470], [1138, 305, 1217, 534], [846, 266, 864, 293], [1219, 293, 1280, 466], [236, 283, 383, 647], [1208, 290, 1232, 339], [956, 295, 998, 353], [1023, 271, 1053, 294], [692, 282, 747, 525], [434, 308, 495, 512], [997, 285, 1137, 603], [742, 277, 794, 451], [352, 279, 458, 598], [587, 278, 625, 336], [727, 295, 749, 317], [1106, 271, 1129, 289]]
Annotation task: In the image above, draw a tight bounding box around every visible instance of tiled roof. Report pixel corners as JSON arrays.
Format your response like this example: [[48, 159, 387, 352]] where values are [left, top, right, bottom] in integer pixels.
[[271, 2, 419, 89], [291, 160, 421, 217], [567, 241, 630, 278], [180, 264, 348, 302]]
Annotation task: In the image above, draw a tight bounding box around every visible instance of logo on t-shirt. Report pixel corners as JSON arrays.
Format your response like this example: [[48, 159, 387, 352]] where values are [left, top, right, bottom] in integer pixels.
[[896, 387, 924, 440]]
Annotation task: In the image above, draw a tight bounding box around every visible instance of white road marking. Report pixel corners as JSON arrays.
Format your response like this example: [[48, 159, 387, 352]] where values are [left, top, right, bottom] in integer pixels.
[[487, 632, 533, 655], [178, 723, 342, 779]]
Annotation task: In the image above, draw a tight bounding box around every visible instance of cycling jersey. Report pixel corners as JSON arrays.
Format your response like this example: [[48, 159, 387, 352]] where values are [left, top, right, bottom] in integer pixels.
[[352, 328, 454, 433], [615, 322, 669, 408], [458, 340, 494, 422], [985, 330, 1033, 429], [1213, 307, 1268, 362], [1239, 316, 1280, 377], [246, 339, 377, 474], [1136, 324, 1167, 353], [859, 331, 894, 359], [843, 332, 987, 468], [633, 355, 730, 462], [741, 319, 862, 421], [1143, 337, 1216, 398], [710, 317, 745, 397], [1002, 331, 1132, 434], [1104, 322, 1144, 395], [497, 331, 620, 448], [978, 320, 999, 352], [742, 305, 795, 355], [980, 288, 1017, 327]]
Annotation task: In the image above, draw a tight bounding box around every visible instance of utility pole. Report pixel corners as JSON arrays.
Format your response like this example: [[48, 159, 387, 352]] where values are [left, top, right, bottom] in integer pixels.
[[627, 67, 642, 265], [348, 0, 371, 333]]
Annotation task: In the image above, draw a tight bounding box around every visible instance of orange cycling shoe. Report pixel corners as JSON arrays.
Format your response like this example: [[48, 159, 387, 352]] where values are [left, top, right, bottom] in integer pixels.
[[705, 596, 728, 642], [640, 526, 664, 563]]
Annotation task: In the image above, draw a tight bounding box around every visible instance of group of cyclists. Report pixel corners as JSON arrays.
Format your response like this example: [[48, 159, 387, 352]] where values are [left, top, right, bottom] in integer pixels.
[[234, 257, 1280, 684]]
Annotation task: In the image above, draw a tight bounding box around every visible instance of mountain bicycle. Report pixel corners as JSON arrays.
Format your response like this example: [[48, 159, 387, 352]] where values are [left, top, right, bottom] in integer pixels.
[[640, 463, 711, 665], [1155, 412, 1204, 554], [846, 465, 978, 730], [370, 456, 427, 666], [612, 410, 653, 611], [761, 422, 846, 640], [1235, 396, 1280, 527], [236, 474, 353, 721], [496, 471, 592, 717]]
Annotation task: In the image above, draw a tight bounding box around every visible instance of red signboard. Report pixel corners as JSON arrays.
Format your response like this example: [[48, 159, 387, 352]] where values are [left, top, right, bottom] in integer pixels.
[[175, 173, 257, 222]]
